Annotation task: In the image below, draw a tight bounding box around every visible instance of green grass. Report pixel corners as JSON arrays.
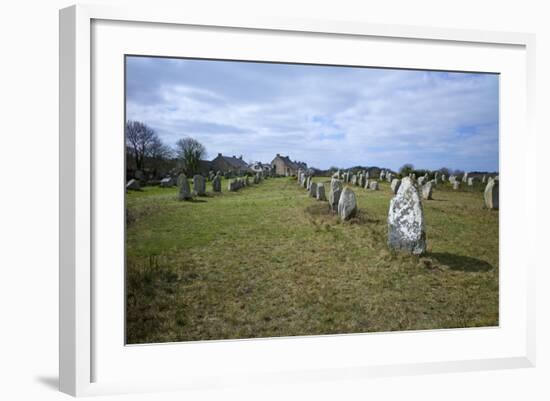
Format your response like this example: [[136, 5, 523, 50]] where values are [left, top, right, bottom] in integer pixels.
[[126, 176, 498, 344]]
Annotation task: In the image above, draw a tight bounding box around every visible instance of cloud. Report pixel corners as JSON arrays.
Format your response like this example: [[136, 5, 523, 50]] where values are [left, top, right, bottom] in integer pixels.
[[126, 56, 499, 172]]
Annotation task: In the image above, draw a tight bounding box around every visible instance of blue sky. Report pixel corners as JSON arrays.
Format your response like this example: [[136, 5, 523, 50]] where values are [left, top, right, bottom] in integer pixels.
[[126, 56, 499, 172]]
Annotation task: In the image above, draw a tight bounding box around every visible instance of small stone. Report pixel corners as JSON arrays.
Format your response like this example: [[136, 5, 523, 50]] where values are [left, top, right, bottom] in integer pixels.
[[369, 181, 379, 190], [391, 178, 401, 194], [338, 187, 357, 221], [126, 179, 140, 191], [484, 179, 499, 210], [316, 183, 326, 201], [309, 182, 318, 197], [177, 174, 192, 200], [422, 181, 433, 200]]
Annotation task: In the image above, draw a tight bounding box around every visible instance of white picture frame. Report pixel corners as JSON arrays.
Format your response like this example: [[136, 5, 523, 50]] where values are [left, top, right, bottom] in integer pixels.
[[59, 4, 536, 397]]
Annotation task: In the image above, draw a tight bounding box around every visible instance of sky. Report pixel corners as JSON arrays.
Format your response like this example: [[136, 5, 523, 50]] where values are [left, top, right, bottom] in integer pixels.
[[125, 56, 499, 172]]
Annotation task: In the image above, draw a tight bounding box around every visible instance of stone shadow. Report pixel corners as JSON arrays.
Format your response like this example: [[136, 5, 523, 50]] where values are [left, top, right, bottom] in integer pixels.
[[429, 252, 494, 272]]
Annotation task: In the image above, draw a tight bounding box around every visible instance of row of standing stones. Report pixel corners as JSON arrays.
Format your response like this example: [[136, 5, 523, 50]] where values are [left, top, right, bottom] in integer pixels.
[[126, 170, 268, 201], [297, 168, 499, 255]]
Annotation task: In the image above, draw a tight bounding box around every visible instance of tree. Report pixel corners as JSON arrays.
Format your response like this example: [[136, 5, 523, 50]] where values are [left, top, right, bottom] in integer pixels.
[[125, 120, 159, 171], [175, 137, 206, 176], [399, 163, 414, 176]]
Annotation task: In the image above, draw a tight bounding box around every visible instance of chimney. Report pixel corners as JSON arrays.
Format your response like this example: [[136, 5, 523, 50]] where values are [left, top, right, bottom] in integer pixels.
[[217, 153, 222, 157], [276, 153, 280, 157], [239, 155, 243, 160]]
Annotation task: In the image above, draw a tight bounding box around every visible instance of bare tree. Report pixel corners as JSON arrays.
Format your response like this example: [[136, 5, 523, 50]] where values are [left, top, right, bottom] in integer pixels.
[[125, 120, 159, 171], [175, 137, 206, 176]]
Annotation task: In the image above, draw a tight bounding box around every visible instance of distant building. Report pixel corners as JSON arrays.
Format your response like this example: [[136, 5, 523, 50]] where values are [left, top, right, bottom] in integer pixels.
[[271, 154, 307, 176], [251, 162, 272, 174], [210, 153, 250, 175]]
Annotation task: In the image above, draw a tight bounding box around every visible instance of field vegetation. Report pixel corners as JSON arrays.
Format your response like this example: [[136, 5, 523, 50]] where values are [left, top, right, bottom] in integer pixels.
[[126, 177, 498, 344]]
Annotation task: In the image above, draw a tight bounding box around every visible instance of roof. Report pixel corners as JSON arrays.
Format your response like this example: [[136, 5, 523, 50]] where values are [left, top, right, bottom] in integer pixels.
[[272, 154, 306, 170], [214, 154, 249, 169]]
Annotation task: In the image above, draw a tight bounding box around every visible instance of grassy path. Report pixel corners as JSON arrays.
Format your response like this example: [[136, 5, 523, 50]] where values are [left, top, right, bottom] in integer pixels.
[[126, 177, 498, 343]]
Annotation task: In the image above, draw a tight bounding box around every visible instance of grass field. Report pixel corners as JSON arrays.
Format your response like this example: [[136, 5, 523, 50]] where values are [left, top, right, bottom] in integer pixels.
[[126, 176, 498, 344]]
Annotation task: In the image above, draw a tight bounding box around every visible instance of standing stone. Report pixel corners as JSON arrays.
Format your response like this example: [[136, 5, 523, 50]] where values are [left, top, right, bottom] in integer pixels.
[[387, 177, 426, 255], [391, 178, 401, 194], [306, 176, 312, 191], [462, 172, 469, 183], [126, 179, 140, 191], [338, 187, 357, 221], [468, 177, 476, 186], [417, 176, 426, 186], [387, 172, 393, 183], [309, 182, 318, 198], [441, 174, 446, 182], [380, 170, 386, 181], [316, 183, 326, 201], [351, 174, 357, 186], [422, 181, 433, 200], [212, 175, 221, 192], [193, 175, 206, 196], [365, 171, 370, 179], [369, 181, 379, 190], [177, 174, 192, 200], [482, 175, 487, 184], [329, 178, 343, 212], [484, 179, 499, 210], [453, 181, 460, 190], [364, 179, 370, 189], [449, 175, 456, 183]]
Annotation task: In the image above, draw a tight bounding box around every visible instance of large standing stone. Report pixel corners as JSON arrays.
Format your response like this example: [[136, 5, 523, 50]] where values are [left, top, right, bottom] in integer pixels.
[[369, 181, 379, 190], [391, 178, 401, 194], [338, 187, 357, 221], [193, 175, 206, 196], [364, 179, 370, 189], [306, 176, 312, 191], [212, 175, 221, 192], [422, 181, 433, 200], [484, 179, 499, 210], [177, 174, 192, 200], [126, 179, 140, 191], [387, 177, 426, 255], [309, 182, 318, 197], [316, 183, 326, 201], [328, 178, 343, 212]]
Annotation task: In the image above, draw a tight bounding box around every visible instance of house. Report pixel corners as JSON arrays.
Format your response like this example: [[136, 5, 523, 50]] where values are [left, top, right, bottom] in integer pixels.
[[270, 154, 307, 176], [250, 162, 273, 174], [210, 153, 250, 175]]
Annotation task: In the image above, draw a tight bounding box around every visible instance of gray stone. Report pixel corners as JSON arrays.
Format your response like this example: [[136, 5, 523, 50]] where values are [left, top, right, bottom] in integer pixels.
[[468, 177, 476, 186], [484, 179, 499, 210], [306, 176, 312, 191], [351, 174, 357, 186], [193, 175, 206, 196], [160, 177, 174, 187], [309, 182, 318, 197], [316, 183, 326, 201], [177, 174, 192, 200], [453, 181, 460, 190], [441, 174, 446, 182], [212, 175, 221, 192], [126, 179, 140, 191], [417, 176, 426, 186], [364, 179, 370, 189], [328, 178, 343, 212], [422, 181, 433, 200], [387, 172, 393, 183], [337, 187, 357, 221], [462, 172, 469, 183], [369, 181, 379, 190], [391, 178, 401, 194], [380, 170, 386, 180], [387, 177, 426, 255]]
